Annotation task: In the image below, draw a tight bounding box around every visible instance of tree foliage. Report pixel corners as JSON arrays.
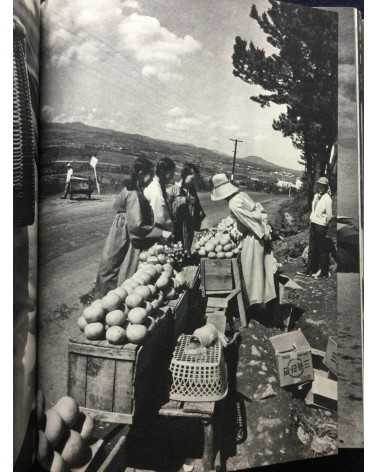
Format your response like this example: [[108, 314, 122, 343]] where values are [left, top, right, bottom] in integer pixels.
[[232, 0, 338, 202]]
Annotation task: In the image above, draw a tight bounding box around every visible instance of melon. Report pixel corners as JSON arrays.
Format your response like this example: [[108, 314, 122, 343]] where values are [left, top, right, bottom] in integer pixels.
[[45, 408, 65, 446], [154, 263, 163, 273], [134, 285, 152, 300], [60, 430, 85, 466], [139, 251, 148, 262], [233, 248, 240, 256], [37, 430, 53, 467], [157, 254, 167, 264], [208, 252, 216, 259], [147, 256, 159, 264], [75, 412, 95, 442], [128, 307, 148, 324], [77, 316, 87, 332], [54, 396, 79, 428], [126, 293, 143, 309], [198, 248, 206, 257], [205, 242, 216, 253], [106, 326, 127, 345], [223, 243, 233, 252], [215, 244, 223, 253], [124, 279, 139, 291], [50, 452, 67, 472], [165, 287, 176, 300], [147, 284, 157, 297], [102, 292, 122, 312], [106, 310, 127, 327], [156, 275, 169, 290], [217, 252, 225, 259], [83, 303, 105, 323], [84, 322, 105, 341], [220, 234, 231, 246], [126, 324, 148, 344], [225, 251, 233, 259], [112, 286, 127, 300]]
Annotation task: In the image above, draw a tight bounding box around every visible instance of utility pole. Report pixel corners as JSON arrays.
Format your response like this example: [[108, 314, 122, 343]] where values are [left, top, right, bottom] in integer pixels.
[[230, 138, 244, 183]]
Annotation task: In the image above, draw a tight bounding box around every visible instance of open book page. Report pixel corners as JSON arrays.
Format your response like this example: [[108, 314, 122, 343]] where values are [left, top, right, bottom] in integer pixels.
[[13, 0, 40, 469], [34, 0, 363, 470]]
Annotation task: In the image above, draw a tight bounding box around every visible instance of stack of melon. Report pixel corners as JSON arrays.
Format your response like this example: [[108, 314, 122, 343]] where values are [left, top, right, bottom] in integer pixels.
[[78, 255, 182, 345], [37, 393, 95, 471], [194, 232, 243, 259]]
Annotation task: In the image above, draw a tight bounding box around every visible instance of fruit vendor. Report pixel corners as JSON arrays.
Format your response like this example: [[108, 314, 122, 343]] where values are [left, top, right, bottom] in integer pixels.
[[94, 157, 172, 297], [144, 157, 176, 233], [210, 174, 277, 307], [170, 163, 206, 253]]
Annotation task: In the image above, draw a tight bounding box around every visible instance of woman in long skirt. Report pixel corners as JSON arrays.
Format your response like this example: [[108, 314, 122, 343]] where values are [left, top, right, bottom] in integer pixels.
[[210, 173, 276, 307], [95, 158, 172, 297]]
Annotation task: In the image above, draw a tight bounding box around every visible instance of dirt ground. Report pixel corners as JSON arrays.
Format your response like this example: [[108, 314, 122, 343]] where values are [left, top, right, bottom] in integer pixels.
[[37, 191, 337, 470]]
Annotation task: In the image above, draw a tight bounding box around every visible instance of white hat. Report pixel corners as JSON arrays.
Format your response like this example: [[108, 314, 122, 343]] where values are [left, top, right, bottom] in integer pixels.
[[210, 174, 239, 201], [317, 176, 329, 185]]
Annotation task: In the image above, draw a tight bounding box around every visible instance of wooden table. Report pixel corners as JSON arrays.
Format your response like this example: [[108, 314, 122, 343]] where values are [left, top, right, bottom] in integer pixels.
[[159, 400, 216, 472]]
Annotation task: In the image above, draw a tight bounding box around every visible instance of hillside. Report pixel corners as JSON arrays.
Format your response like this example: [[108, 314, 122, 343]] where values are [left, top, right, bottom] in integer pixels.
[[39, 121, 302, 195]]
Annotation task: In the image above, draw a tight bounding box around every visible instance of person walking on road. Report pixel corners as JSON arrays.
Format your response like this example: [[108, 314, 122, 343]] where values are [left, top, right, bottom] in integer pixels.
[[62, 162, 73, 199], [307, 176, 333, 278]]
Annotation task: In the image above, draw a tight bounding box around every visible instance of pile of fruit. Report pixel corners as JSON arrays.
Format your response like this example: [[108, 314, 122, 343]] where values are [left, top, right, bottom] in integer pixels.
[[78, 244, 186, 345], [193, 217, 243, 259], [37, 393, 95, 471], [139, 241, 188, 270]]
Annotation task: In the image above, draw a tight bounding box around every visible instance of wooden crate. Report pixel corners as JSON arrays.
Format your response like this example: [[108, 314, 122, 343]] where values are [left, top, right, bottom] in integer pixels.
[[201, 258, 234, 293], [68, 333, 141, 424]]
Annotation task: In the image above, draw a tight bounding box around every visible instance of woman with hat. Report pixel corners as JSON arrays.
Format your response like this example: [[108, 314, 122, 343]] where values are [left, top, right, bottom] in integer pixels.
[[306, 176, 333, 278], [210, 174, 276, 307]]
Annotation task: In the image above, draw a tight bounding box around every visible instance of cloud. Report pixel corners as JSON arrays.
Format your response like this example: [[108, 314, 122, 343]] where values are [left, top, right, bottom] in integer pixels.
[[168, 107, 187, 117], [42, 1, 201, 81], [118, 13, 201, 81], [122, 0, 142, 11]]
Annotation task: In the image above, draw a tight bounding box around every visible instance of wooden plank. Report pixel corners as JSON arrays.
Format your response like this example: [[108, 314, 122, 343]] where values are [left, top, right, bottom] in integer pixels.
[[206, 297, 228, 309], [86, 357, 116, 411], [80, 407, 134, 425], [68, 353, 87, 406], [203, 259, 234, 292], [69, 343, 138, 361], [97, 435, 126, 472], [113, 360, 135, 414], [202, 420, 215, 471], [232, 258, 247, 327], [160, 400, 182, 411], [183, 402, 215, 416]]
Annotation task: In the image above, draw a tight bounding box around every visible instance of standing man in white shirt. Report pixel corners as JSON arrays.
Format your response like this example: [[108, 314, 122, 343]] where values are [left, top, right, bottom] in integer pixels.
[[307, 176, 333, 278], [62, 162, 73, 199]]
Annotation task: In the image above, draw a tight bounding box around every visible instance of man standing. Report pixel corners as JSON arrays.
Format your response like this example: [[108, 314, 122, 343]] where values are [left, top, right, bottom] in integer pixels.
[[62, 162, 73, 199], [307, 176, 333, 278]]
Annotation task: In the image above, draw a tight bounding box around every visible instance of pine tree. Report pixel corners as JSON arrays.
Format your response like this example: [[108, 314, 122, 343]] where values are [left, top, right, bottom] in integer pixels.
[[232, 0, 338, 204]]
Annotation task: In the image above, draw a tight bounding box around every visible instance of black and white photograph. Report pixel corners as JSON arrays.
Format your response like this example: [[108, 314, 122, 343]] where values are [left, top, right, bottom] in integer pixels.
[[11, 0, 364, 471]]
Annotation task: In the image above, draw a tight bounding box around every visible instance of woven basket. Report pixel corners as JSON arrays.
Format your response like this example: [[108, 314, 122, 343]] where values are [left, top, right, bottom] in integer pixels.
[[169, 335, 228, 402]]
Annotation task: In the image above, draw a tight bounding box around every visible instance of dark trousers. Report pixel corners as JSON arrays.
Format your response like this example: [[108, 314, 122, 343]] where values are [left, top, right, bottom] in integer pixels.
[[308, 223, 329, 276]]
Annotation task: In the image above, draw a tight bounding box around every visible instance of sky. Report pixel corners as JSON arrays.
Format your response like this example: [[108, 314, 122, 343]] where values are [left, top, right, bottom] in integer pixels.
[[40, 0, 313, 170]]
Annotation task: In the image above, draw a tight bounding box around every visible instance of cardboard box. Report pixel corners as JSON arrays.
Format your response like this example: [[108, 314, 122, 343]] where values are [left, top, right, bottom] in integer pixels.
[[270, 329, 314, 387], [324, 336, 337, 377], [305, 371, 338, 410]]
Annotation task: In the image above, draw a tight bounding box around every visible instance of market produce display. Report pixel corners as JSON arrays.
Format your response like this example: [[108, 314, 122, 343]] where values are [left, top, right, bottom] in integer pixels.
[[193, 216, 243, 259], [37, 393, 94, 471], [78, 243, 187, 345]]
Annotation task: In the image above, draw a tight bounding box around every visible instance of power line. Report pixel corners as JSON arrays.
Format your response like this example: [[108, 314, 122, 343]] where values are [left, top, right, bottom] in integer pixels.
[[229, 138, 244, 183]]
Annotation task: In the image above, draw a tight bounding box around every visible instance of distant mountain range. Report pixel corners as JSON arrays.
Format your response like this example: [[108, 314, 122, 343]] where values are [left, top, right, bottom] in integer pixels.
[[40, 121, 302, 178]]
